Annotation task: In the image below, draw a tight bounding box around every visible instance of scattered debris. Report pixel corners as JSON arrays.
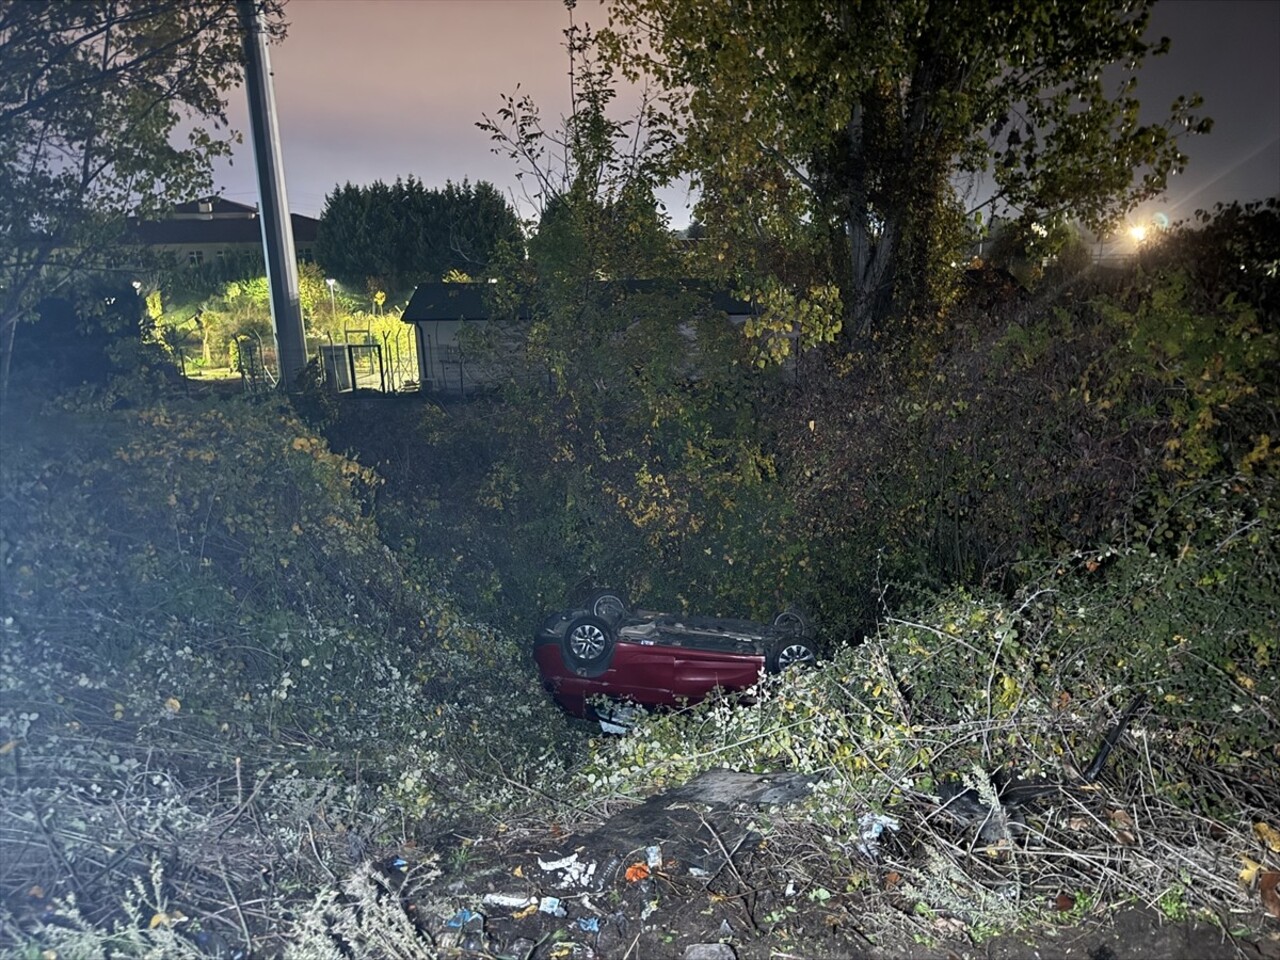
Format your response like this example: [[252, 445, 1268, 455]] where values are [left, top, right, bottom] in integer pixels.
[[856, 812, 901, 859], [538, 895, 567, 918], [482, 892, 537, 910], [444, 907, 483, 931], [535, 768, 819, 893], [538, 850, 597, 888]]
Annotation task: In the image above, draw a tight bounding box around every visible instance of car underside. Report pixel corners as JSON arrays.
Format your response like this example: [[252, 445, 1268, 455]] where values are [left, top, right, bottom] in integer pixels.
[[533, 590, 819, 729]]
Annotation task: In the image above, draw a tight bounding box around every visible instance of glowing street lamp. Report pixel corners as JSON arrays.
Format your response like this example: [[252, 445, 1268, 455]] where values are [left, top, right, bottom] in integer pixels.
[[325, 277, 336, 316], [1128, 224, 1148, 245]]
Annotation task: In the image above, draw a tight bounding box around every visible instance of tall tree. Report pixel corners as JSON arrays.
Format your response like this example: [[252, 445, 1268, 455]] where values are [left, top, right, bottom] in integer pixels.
[[0, 0, 283, 395], [314, 177, 523, 292], [602, 0, 1210, 342], [452, 9, 798, 616]]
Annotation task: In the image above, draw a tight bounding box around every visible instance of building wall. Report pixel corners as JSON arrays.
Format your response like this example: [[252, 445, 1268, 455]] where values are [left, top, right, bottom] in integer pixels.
[[415, 319, 486, 395], [148, 240, 316, 267]]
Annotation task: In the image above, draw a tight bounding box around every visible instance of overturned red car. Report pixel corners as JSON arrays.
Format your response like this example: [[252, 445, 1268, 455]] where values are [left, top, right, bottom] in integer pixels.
[[533, 590, 818, 728]]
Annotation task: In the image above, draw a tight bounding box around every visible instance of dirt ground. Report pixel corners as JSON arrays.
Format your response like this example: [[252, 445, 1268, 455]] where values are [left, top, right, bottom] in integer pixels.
[[411, 769, 1279, 960], [421, 859, 1277, 960]]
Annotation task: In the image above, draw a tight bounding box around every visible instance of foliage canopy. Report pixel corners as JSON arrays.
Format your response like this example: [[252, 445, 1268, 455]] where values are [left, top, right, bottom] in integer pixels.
[[314, 176, 523, 293], [601, 0, 1210, 339], [0, 0, 283, 391]]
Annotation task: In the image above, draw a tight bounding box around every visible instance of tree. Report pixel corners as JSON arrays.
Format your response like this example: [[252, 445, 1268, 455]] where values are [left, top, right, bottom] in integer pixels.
[[476, 8, 691, 391], [424, 9, 807, 619], [314, 177, 523, 293], [602, 0, 1211, 342], [0, 0, 285, 396]]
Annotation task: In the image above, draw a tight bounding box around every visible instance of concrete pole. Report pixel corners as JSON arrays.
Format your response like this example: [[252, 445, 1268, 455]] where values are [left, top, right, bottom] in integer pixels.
[[237, 0, 307, 389]]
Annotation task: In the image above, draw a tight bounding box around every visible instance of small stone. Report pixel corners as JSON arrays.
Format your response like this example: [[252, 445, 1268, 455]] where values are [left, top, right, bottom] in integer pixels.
[[683, 943, 736, 960]]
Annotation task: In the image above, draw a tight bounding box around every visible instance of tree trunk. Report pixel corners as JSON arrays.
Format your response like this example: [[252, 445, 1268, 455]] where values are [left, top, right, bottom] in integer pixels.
[[0, 315, 17, 404]]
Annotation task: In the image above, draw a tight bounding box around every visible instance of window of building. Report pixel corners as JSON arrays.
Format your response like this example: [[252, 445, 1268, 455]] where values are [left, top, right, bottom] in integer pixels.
[[188, 250, 204, 267]]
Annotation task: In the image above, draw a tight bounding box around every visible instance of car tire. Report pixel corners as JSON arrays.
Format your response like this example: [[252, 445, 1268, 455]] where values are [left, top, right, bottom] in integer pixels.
[[585, 589, 629, 624], [770, 637, 818, 673], [561, 615, 617, 676], [773, 608, 814, 637]]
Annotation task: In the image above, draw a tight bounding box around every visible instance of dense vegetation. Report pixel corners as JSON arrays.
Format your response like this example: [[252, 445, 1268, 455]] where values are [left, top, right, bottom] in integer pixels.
[[2, 0, 1277, 955], [600, 0, 1209, 336], [0, 0, 284, 395], [2, 199, 1275, 956], [315, 177, 522, 294]]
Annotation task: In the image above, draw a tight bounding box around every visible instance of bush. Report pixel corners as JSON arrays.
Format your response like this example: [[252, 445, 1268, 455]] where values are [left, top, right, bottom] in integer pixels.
[[0, 381, 578, 953], [573, 474, 1276, 923]]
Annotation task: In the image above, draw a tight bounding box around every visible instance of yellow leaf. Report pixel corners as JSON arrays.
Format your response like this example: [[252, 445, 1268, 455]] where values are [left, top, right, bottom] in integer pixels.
[[0, 739, 17, 755], [512, 865, 523, 878], [149, 913, 168, 929], [1255, 822, 1280, 853], [164, 697, 181, 714], [1240, 856, 1262, 887]]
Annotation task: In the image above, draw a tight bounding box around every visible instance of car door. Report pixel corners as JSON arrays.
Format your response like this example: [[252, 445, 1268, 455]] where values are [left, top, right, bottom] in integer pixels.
[[670, 645, 763, 703], [597, 640, 678, 707]]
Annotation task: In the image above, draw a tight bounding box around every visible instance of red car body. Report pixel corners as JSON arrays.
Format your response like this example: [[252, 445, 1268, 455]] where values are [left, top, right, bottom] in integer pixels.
[[533, 597, 817, 723]]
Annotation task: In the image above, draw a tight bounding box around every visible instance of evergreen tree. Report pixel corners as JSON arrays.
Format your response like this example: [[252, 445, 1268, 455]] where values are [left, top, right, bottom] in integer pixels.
[[314, 177, 522, 293]]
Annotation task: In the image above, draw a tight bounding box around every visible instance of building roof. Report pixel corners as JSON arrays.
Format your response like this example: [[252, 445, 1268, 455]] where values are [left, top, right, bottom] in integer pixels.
[[402, 282, 508, 322], [130, 211, 320, 246], [166, 197, 260, 219], [402, 280, 755, 323]]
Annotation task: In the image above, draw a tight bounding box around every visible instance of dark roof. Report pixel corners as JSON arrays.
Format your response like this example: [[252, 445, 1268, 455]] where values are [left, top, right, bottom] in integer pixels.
[[402, 280, 755, 323], [167, 197, 259, 218], [403, 283, 508, 322], [130, 212, 320, 246]]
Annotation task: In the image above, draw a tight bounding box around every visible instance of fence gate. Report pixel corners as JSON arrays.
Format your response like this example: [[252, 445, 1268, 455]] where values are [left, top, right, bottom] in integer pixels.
[[320, 343, 385, 393]]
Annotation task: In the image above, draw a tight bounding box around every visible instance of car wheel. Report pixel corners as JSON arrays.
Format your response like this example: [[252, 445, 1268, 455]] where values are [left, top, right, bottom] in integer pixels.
[[771, 638, 818, 673], [561, 615, 617, 674], [773, 609, 814, 636], [586, 589, 629, 624]]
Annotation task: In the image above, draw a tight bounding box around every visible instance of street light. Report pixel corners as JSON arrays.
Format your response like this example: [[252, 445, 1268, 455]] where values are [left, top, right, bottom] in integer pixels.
[[325, 278, 336, 316]]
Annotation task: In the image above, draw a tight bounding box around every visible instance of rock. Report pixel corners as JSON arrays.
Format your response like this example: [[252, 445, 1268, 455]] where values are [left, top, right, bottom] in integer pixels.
[[683, 943, 736, 960]]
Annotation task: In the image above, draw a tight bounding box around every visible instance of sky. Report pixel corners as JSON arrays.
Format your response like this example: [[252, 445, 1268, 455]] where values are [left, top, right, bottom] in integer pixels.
[[212, 0, 1280, 230]]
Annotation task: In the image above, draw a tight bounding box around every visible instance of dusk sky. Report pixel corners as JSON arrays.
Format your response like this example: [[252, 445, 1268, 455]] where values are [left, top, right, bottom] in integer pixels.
[[212, 0, 1280, 230]]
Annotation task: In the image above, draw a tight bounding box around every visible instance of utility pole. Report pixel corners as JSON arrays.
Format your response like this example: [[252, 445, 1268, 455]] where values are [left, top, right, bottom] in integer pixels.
[[237, 0, 307, 388]]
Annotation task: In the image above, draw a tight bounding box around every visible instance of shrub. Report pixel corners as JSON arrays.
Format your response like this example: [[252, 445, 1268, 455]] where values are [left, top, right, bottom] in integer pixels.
[[0, 382, 579, 953]]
